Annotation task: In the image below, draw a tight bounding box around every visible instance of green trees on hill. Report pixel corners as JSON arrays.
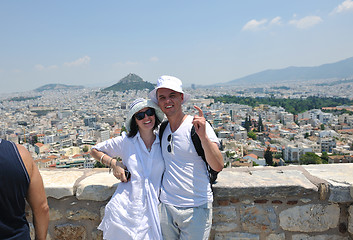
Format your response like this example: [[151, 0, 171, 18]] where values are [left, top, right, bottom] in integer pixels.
[[210, 96, 353, 115]]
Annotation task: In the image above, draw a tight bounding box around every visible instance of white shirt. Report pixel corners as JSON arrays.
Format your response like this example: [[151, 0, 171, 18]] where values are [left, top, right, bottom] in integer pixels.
[[93, 132, 164, 240], [159, 115, 220, 207]]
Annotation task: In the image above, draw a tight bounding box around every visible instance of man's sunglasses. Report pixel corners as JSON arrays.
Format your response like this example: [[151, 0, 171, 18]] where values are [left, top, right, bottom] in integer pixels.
[[135, 108, 155, 120]]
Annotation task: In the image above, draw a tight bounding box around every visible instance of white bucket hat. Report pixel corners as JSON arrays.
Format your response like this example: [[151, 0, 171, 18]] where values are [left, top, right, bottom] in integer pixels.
[[148, 75, 191, 104], [125, 98, 165, 131]]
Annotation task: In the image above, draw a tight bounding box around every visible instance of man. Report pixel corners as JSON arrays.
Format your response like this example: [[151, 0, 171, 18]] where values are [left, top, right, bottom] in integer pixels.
[[0, 139, 49, 240], [149, 75, 223, 239]]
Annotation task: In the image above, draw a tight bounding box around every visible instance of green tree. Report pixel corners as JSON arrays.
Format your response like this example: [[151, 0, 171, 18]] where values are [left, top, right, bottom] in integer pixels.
[[82, 145, 89, 153], [120, 126, 127, 135], [257, 115, 264, 132], [247, 130, 257, 140], [264, 147, 273, 166], [244, 115, 251, 132], [320, 124, 325, 130], [300, 152, 322, 165], [94, 161, 106, 168], [321, 151, 329, 164]]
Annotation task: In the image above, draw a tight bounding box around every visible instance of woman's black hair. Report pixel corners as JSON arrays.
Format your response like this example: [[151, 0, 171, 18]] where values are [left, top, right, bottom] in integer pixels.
[[127, 108, 161, 138]]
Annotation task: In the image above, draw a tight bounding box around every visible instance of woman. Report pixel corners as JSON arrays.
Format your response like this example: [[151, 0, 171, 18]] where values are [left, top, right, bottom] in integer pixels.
[[91, 98, 165, 240]]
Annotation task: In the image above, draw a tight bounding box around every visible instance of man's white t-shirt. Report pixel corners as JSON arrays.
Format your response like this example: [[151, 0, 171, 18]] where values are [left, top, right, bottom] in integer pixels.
[[159, 115, 220, 207]]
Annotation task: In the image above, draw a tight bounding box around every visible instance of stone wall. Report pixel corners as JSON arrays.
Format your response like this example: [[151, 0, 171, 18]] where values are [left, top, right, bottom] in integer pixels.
[[28, 164, 353, 240]]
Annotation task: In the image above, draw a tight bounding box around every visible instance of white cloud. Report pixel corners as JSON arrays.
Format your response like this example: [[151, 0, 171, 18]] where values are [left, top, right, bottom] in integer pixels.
[[331, 0, 353, 14], [64, 56, 90, 67], [149, 57, 159, 62], [35, 64, 58, 71], [289, 16, 322, 29], [242, 19, 268, 31], [269, 16, 282, 26]]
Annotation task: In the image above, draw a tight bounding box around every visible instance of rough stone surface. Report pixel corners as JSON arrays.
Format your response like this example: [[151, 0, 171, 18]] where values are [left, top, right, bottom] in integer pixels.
[[76, 172, 119, 201], [40, 170, 84, 199], [92, 229, 103, 240], [292, 234, 351, 240], [66, 209, 99, 221], [349, 205, 353, 235], [214, 168, 317, 198], [54, 223, 87, 240], [100, 206, 105, 221], [240, 205, 277, 233], [213, 206, 237, 222], [49, 208, 63, 221], [215, 232, 259, 240], [266, 233, 285, 240], [279, 204, 340, 232], [303, 164, 353, 202], [213, 222, 239, 232]]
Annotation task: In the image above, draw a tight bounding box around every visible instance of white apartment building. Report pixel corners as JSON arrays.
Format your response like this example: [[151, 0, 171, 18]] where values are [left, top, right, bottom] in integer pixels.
[[298, 109, 333, 124], [283, 143, 312, 162], [319, 137, 336, 153]]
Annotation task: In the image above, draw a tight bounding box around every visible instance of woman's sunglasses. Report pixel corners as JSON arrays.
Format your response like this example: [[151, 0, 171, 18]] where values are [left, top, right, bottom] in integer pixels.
[[135, 108, 155, 120]]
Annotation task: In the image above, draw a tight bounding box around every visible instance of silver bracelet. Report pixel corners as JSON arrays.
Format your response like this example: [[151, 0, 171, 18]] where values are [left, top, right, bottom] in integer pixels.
[[99, 153, 106, 163]]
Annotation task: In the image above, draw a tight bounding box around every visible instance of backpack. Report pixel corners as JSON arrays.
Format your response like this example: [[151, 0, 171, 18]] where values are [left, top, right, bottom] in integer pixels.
[[159, 120, 220, 184]]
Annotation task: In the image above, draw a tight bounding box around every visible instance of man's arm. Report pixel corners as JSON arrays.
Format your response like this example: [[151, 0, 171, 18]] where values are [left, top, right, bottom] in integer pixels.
[[17, 145, 49, 240], [192, 106, 224, 172]]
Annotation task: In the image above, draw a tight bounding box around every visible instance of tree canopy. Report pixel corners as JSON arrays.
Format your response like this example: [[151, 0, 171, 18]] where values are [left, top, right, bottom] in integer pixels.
[[209, 96, 353, 115]]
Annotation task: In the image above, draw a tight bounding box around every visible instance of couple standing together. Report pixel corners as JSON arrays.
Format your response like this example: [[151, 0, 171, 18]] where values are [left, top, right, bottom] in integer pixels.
[[91, 75, 224, 240]]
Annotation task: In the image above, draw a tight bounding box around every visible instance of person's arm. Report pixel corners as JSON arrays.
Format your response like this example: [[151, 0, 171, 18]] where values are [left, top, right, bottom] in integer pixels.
[[17, 144, 49, 240], [90, 148, 129, 182], [192, 106, 224, 172]]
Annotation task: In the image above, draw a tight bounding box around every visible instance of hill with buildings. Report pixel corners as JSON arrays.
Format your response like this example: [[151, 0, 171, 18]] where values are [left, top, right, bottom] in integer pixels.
[[34, 84, 84, 92], [103, 73, 155, 92], [222, 56, 353, 86]]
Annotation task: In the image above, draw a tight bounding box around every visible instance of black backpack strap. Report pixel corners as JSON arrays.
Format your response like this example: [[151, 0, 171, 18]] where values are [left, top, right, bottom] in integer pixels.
[[191, 125, 219, 184], [159, 121, 169, 147]]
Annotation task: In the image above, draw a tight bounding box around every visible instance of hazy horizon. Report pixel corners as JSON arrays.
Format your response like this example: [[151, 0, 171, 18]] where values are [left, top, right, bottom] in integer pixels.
[[1, 1, 353, 94]]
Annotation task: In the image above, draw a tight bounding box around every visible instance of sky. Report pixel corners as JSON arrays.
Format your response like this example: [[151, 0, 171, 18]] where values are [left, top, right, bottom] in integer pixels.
[[1, 0, 353, 94]]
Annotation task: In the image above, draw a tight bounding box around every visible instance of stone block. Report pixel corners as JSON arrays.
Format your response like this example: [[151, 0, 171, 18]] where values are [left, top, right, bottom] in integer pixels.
[[66, 209, 99, 221], [303, 164, 353, 203], [49, 208, 63, 221], [76, 172, 119, 201], [240, 205, 277, 233], [213, 222, 239, 232], [279, 204, 340, 232], [348, 205, 353, 235], [92, 229, 103, 240], [266, 233, 285, 240], [40, 170, 84, 199], [292, 234, 351, 240], [100, 206, 105, 221], [54, 223, 86, 240], [213, 206, 237, 222], [215, 232, 259, 240], [214, 169, 317, 198]]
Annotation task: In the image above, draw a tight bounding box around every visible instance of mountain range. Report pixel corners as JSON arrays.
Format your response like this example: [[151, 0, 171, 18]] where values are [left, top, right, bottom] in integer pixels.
[[34, 84, 84, 92], [222, 56, 353, 86]]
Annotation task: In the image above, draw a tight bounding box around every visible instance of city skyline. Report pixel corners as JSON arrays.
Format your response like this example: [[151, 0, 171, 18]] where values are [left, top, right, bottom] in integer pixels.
[[1, 0, 353, 94]]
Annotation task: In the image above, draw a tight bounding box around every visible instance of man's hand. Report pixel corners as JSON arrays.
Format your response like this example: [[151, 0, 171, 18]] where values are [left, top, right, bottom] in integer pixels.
[[192, 105, 207, 140]]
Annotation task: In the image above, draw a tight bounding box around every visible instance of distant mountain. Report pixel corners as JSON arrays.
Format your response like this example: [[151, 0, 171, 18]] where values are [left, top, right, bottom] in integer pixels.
[[104, 73, 155, 91], [34, 84, 84, 92], [224, 56, 353, 86]]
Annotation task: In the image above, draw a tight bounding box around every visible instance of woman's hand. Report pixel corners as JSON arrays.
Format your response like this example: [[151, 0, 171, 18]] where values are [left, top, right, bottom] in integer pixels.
[[112, 159, 130, 182]]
